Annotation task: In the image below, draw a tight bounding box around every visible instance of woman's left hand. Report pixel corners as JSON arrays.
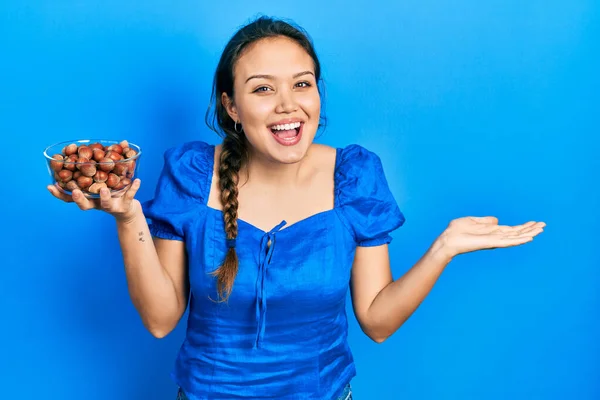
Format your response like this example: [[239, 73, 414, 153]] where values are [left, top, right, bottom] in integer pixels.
[[440, 216, 546, 259]]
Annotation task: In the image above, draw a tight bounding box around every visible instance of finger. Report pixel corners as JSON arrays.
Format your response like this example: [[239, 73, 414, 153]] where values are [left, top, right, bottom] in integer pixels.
[[504, 227, 544, 240], [47, 185, 74, 203], [512, 223, 545, 236], [124, 179, 141, 202], [99, 187, 112, 210], [511, 221, 538, 231], [497, 236, 535, 247], [71, 189, 95, 210], [470, 216, 499, 225]]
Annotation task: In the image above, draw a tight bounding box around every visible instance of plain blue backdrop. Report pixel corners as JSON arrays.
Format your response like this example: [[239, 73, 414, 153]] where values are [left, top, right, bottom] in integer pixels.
[[1, 1, 598, 399]]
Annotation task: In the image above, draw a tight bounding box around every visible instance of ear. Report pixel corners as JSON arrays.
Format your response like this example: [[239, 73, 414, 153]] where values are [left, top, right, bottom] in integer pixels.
[[221, 92, 239, 123]]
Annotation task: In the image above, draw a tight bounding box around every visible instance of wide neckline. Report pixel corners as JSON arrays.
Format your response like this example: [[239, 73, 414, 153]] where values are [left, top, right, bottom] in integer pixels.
[[205, 206, 336, 235], [204, 143, 343, 235]]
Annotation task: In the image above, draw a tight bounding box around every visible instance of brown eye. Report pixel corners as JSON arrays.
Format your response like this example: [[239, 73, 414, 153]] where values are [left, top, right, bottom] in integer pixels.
[[253, 86, 272, 93], [296, 81, 311, 88]]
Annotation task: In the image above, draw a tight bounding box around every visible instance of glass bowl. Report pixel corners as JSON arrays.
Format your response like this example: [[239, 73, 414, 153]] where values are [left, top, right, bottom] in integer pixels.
[[43, 139, 142, 198]]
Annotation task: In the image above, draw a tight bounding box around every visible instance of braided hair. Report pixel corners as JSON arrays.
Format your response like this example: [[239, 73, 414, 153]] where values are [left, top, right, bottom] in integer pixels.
[[205, 16, 324, 301]]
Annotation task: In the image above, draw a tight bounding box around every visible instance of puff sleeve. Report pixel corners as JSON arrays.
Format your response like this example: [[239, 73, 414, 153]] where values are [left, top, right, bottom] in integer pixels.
[[141, 141, 212, 241], [336, 144, 406, 247]]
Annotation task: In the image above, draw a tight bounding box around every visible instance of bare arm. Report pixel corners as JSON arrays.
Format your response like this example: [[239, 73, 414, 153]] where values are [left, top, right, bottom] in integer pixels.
[[48, 180, 189, 338], [350, 240, 450, 343], [351, 217, 545, 343], [117, 202, 189, 338]]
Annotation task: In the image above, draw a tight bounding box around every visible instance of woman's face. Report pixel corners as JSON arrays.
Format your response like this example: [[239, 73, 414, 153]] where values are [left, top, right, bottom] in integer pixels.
[[223, 36, 321, 165]]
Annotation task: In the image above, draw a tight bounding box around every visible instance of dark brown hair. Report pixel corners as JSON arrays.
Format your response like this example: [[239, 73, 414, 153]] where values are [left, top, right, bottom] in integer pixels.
[[205, 16, 325, 302]]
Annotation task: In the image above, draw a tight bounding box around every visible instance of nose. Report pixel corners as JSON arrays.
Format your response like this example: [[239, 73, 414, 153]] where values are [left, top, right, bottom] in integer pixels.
[[275, 88, 298, 114]]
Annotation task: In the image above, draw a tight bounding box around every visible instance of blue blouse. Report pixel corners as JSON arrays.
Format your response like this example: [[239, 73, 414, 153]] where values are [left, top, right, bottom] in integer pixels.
[[141, 141, 405, 400]]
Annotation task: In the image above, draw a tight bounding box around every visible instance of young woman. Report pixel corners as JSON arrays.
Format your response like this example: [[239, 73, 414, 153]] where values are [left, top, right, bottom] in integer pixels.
[[48, 16, 545, 400]]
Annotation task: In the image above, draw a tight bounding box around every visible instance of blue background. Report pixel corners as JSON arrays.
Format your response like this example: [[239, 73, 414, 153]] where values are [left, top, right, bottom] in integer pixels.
[[1, 1, 598, 399]]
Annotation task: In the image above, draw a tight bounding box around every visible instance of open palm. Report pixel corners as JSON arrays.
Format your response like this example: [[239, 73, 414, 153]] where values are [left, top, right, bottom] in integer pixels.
[[443, 216, 546, 257]]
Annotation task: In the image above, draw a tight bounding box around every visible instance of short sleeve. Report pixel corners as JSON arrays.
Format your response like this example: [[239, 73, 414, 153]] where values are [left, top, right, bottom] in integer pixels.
[[335, 144, 406, 247], [141, 141, 213, 241]]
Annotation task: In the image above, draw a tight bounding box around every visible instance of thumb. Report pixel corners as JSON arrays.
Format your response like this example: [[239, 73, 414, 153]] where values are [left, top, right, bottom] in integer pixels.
[[470, 216, 499, 224]]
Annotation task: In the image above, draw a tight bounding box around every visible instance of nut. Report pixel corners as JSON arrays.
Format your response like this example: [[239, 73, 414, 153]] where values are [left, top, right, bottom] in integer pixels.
[[50, 154, 64, 172], [106, 173, 120, 188], [76, 175, 93, 189], [78, 158, 97, 177], [65, 180, 79, 191], [115, 177, 131, 190], [58, 169, 73, 183], [98, 157, 115, 172], [106, 150, 123, 162], [64, 154, 78, 171], [65, 143, 78, 156], [112, 162, 129, 176], [93, 170, 108, 183], [78, 146, 93, 160], [89, 143, 104, 151], [88, 182, 108, 194], [92, 148, 106, 162], [119, 140, 129, 149], [107, 144, 123, 154], [124, 149, 137, 159], [73, 171, 82, 179]]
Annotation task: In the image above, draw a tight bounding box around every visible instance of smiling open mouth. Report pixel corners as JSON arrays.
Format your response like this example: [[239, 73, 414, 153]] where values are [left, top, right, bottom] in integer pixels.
[[270, 121, 303, 146]]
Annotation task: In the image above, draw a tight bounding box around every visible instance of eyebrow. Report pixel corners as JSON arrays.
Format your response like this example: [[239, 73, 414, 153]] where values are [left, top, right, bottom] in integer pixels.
[[245, 71, 314, 83]]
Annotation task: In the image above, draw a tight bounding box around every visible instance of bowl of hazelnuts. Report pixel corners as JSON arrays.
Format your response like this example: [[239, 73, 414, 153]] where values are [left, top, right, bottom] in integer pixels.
[[43, 139, 141, 198]]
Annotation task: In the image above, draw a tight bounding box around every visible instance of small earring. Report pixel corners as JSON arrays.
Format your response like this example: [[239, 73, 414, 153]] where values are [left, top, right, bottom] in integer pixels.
[[234, 121, 243, 133]]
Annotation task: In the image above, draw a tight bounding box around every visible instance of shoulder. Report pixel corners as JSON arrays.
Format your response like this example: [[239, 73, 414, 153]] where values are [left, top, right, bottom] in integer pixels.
[[335, 144, 386, 186], [163, 140, 215, 167], [336, 144, 382, 169], [158, 140, 215, 202]]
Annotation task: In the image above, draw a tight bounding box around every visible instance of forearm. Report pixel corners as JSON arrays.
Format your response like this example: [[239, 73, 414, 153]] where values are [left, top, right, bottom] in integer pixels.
[[116, 206, 181, 335], [366, 238, 453, 342]]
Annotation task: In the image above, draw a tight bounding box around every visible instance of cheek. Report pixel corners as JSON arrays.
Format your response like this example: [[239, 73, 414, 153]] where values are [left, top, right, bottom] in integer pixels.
[[301, 92, 321, 118], [238, 98, 273, 127]]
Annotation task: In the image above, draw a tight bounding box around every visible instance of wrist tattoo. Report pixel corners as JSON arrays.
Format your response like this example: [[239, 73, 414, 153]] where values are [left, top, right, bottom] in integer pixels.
[[138, 231, 145, 242]]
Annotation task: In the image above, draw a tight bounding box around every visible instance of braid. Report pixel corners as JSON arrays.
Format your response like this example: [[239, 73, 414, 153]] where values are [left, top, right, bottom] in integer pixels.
[[210, 133, 245, 302]]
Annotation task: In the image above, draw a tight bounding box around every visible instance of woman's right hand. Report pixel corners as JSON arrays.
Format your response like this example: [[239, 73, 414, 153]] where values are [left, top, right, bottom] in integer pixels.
[[47, 178, 142, 224]]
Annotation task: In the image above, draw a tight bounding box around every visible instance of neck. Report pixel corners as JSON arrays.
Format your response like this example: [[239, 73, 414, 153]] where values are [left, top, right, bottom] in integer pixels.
[[241, 148, 309, 188]]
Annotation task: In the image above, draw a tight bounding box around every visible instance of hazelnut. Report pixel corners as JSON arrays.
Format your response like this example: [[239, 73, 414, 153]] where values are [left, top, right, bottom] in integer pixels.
[[78, 146, 93, 160], [76, 175, 93, 189], [89, 143, 104, 151], [57, 181, 67, 189], [106, 150, 123, 162], [98, 157, 115, 172], [73, 171, 82, 179], [124, 161, 136, 178], [76, 157, 89, 170], [88, 182, 108, 194], [78, 158, 97, 177], [106, 173, 120, 188], [65, 180, 79, 191], [112, 163, 129, 176], [92, 148, 106, 162], [124, 149, 137, 159], [58, 169, 73, 183], [107, 144, 123, 154], [64, 154, 78, 171], [115, 177, 131, 190], [65, 143, 78, 156], [50, 154, 64, 172], [119, 140, 129, 149], [93, 170, 108, 183]]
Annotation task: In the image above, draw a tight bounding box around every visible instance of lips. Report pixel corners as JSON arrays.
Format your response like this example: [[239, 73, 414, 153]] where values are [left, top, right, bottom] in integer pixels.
[[270, 122, 303, 146]]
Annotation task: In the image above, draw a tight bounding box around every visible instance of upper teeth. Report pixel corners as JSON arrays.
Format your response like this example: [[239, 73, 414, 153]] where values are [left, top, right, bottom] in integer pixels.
[[272, 122, 301, 131]]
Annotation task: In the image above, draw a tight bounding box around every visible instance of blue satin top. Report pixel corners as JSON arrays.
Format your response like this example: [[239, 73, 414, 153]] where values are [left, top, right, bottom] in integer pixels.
[[142, 141, 405, 400]]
